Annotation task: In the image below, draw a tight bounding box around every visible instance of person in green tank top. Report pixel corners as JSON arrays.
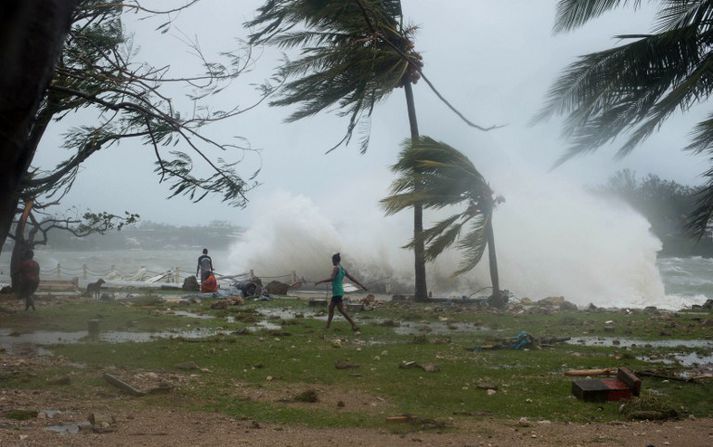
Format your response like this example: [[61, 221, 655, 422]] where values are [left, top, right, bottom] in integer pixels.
[[315, 253, 367, 331]]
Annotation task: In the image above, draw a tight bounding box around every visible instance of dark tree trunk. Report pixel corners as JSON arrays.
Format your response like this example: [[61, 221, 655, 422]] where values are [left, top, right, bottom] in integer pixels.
[[404, 82, 428, 302], [0, 0, 78, 256], [10, 200, 33, 290], [485, 215, 506, 308]]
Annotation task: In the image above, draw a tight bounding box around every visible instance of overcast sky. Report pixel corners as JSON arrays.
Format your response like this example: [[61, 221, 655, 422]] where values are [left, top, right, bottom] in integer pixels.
[[32, 0, 710, 226]]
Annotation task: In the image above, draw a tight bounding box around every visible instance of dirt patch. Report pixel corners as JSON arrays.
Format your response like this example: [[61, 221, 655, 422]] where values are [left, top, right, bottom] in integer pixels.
[[0, 394, 712, 447], [230, 381, 393, 413]]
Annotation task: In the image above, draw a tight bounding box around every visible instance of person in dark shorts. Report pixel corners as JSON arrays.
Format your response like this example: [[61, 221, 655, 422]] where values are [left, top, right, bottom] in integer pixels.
[[315, 253, 367, 331], [17, 249, 40, 311], [196, 248, 214, 281]]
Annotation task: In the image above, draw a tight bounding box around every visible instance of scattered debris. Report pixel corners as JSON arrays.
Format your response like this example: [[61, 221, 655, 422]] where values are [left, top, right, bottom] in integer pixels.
[[564, 368, 616, 377], [210, 297, 244, 309], [399, 361, 440, 373], [103, 373, 147, 396], [266, 281, 290, 295], [174, 361, 201, 371], [182, 276, 200, 292], [335, 360, 360, 370], [571, 368, 640, 402]]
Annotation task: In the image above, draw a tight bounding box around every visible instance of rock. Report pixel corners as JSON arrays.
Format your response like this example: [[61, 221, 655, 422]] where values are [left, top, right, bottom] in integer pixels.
[[266, 281, 290, 295], [486, 389, 497, 396], [518, 417, 530, 427], [174, 361, 200, 371], [210, 300, 229, 310], [88, 412, 115, 427], [419, 363, 440, 373], [182, 276, 200, 292], [335, 360, 360, 370], [337, 400, 345, 408], [476, 382, 498, 391], [539, 296, 565, 306]]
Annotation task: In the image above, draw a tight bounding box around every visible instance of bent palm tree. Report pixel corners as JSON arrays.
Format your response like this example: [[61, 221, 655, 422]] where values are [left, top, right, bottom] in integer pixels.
[[381, 137, 502, 303], [538, 0, 713, 236], [247, 0, 429, 298], [247, 0, 497, 301]]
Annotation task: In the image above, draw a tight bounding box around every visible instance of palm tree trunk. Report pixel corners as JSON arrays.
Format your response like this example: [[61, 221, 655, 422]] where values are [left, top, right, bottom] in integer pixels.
[[485, 216, 504, 307], [404, 82, 428, 301], [0, 0, 78, 256]]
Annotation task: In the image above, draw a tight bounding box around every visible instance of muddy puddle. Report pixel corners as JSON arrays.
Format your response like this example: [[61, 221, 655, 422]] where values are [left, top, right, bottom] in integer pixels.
[[566, 337, 713, 349], [45, 422, 91, 434], [393, 321, 488, 336], [0, 328, 227, 352], [639, 352, 713, 367], [170, 310, 215, 320]]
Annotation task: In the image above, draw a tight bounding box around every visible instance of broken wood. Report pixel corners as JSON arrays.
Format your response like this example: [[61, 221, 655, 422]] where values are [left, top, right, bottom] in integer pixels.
[[102, 373, 146, 396], [564, 368, 616, 377], [635, 370, 697, 383]]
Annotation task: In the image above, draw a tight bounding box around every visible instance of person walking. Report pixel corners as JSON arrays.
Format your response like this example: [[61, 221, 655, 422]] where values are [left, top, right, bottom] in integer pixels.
[[315, 253, 367, 332]]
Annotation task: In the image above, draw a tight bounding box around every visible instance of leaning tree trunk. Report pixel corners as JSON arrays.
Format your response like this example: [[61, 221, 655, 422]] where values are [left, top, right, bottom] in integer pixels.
[[485, 215, 505, 308], [0, 0, 78, 256], [10, 200, 33, 290], [404, 82, 428, 301]]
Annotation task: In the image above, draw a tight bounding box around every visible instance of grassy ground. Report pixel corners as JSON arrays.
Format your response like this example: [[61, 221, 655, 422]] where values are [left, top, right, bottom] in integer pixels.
[[1, 295, 712, 430]]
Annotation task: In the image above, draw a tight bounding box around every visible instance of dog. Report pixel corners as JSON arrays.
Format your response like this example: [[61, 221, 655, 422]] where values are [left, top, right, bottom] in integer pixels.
[[85, 278, 106, 299]]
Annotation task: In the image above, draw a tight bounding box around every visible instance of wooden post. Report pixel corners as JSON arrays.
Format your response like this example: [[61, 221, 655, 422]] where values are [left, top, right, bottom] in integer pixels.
[[291, 270, 297, 284], [249, 269, 255, 279], [175, 267, 180, 283], [82, 264, 88, 280], [56, 263, 61, 279]]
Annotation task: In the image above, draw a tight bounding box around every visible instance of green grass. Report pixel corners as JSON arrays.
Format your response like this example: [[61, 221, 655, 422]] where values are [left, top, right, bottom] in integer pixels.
[[2, 298, 712, 428]]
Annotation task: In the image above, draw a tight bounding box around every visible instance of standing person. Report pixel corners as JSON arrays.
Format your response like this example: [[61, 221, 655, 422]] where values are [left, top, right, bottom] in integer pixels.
[[315, 253, 367, 332], [17, 249, 40, 311], [196, 248, 213, 282]]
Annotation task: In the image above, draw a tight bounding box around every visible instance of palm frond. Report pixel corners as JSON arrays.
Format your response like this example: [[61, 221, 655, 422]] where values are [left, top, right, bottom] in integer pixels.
[[382, 136, 495, 274], [245, 0, 416, 152], [554, 0, 643, 33], [453, 216, 490, 276], [537, 24, 708, 164]]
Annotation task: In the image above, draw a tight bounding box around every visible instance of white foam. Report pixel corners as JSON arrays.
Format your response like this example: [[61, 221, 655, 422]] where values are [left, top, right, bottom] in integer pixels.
[[228, 166, 674, 308]]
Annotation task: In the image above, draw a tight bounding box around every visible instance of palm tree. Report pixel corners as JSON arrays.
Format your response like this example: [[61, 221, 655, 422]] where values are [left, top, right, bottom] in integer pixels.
[[381, 137, 503, 304], [247, 0, 431, 299], [247, 0, 498, 301], [538, 0, 713, 236]]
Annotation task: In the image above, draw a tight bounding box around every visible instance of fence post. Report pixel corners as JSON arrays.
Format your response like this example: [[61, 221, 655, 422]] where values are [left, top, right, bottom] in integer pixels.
[[291, 270, 297, 285], [82, 264, 88, 280], [175, 267, 180, 283], [56, 263, 61, 279], [250, 269, 255, 279]]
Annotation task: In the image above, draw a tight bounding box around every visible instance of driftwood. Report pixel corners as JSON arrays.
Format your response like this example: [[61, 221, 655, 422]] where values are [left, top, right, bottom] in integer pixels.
[[564, 368, 616, 377], [103, 373, 146, 396]]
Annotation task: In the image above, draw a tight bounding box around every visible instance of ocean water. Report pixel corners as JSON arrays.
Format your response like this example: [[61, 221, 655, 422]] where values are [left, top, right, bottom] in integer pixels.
[[0, 249, 709, 309]]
